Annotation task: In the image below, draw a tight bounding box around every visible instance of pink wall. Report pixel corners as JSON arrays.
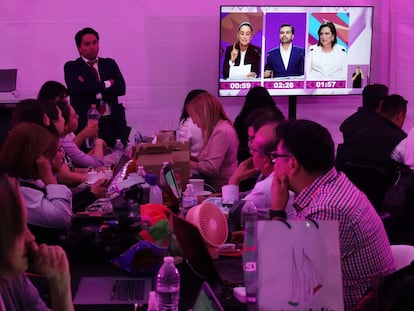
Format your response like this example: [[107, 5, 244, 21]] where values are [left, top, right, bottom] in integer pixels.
[[0, 0, 412, 147]]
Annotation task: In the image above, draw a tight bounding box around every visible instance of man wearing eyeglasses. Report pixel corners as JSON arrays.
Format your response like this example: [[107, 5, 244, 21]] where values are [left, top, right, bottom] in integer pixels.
[[269, 119, 395, 310], [228, 122, 294, 220]]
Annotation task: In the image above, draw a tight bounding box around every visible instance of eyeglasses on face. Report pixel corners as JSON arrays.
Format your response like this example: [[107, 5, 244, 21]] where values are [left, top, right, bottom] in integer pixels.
[[270, 151, 291, 163]]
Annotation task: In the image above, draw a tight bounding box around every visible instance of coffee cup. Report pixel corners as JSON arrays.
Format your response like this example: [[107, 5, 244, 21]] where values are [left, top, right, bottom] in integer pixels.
[[189, 178, 204, 194], [221, 184, 239, 205]]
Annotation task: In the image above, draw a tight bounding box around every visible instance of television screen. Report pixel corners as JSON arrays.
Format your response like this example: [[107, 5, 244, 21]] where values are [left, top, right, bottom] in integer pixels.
[[219, 6, 373, 96]]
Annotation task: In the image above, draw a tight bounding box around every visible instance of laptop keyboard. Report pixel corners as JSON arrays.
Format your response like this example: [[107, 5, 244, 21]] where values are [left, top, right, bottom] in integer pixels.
[[111, 279, 145, 301]]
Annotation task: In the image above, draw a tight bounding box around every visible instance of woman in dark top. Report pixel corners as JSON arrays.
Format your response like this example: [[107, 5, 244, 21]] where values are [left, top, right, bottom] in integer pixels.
[[234, 86, 284, 163]]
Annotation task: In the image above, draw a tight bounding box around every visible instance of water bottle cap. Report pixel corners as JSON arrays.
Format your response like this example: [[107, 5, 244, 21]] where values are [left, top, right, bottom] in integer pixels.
[[144, 173, 158, 185], [163, 256, 174, 263]]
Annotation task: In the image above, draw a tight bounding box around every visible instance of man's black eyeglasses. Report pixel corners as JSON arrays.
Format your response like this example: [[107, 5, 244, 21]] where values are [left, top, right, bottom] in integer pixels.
[[270, 151, 291, 163]]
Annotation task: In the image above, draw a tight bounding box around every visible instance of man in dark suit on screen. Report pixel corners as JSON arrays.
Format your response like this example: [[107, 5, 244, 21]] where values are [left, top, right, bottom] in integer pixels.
[[264, 24, 305, 78], [64, 27, 128, 148]]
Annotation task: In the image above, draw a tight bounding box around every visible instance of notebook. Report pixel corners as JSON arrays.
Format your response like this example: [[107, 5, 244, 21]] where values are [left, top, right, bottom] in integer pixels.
[[73, 276, 153, 307], [0, 69, 17, 92], [172, 214, 244, 287], [193, 281, 225, 311]]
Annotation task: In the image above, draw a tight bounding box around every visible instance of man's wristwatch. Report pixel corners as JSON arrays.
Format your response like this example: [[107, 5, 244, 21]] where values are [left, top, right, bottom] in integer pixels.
[[269, 210, 287, 220]]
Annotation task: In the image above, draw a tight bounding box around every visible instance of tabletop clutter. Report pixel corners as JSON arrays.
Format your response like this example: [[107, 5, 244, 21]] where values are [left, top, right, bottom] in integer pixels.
[[68, 134, 244, 310], [70, 136, 232, 265]]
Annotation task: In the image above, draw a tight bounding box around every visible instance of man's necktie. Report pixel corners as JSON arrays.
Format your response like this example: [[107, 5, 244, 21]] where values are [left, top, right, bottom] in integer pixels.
[[87, 60, 99, 81], [87, 60, 106, 114]]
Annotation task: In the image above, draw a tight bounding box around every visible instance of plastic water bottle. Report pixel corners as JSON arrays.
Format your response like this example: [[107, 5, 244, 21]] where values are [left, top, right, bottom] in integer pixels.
[[241, 199, 258, 230], [85, 104, 99, 149], [242, 199, 258, 311], [134, 130, 144, 145], [124, 142, 134, 158], [181, 184, 198, 216], [114, 138, 125, 161], [145, 173, 163, 204], [156, 256, 180, 311]]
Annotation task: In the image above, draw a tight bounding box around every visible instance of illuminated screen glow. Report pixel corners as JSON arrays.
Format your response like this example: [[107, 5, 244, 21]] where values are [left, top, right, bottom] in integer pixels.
[[219, 6, 373, 96]]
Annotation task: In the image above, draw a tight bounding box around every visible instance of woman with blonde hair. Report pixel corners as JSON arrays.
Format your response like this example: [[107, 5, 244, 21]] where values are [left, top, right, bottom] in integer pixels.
[[187, 92, 238, 192]]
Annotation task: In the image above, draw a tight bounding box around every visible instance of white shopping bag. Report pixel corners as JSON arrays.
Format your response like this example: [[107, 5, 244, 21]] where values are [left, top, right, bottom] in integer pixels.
[[257, 220, 343, 311]]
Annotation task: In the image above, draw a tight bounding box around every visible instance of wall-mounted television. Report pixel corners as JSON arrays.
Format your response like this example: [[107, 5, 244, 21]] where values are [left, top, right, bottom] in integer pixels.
[[219, 6, 373, 97]]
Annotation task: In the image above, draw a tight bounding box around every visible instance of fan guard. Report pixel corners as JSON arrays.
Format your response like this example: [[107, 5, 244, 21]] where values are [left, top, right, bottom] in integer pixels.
[[185, 201, 228, 247]]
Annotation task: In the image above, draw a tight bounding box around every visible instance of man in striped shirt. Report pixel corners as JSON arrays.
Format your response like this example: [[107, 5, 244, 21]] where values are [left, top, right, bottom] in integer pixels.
[[269, 119, 395, 310]]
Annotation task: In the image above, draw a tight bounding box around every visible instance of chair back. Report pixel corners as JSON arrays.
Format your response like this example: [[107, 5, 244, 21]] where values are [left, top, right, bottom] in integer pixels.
[[342, 162, 393, 211], [391, 244, 414, 271]]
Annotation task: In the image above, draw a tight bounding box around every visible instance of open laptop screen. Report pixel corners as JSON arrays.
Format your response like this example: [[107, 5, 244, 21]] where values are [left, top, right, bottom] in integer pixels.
[[163, 164, 182, 200]]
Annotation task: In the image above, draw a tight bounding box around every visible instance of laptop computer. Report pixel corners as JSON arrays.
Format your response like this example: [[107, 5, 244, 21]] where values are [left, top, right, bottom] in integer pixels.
[[109, 154, 132, 187], [71, 154, 132, 215], [103, 154, 132, 198], [0, 69, 17, 92], [73, 275, 153, 307], [172, 214, 244, 287], [162, 163, 182, 201], [193, 281, 225, 311]]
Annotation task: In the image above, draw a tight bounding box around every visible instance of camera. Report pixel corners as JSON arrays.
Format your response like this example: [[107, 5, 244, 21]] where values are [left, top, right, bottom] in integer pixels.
[[120, 182, 150, 204]]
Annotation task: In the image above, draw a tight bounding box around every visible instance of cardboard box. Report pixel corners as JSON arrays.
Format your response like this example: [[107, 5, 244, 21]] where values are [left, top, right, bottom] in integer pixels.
[[156, 130, 176, 143], [136, 141, 190, 191]]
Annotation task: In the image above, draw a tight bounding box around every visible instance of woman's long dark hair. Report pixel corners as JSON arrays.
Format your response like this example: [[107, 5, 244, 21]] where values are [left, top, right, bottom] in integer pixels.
[[179, 89, 207, 123]]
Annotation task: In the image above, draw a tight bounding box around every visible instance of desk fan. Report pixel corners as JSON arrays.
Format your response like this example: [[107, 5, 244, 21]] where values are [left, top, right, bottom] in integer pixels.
[[186, 202, 228, 255]]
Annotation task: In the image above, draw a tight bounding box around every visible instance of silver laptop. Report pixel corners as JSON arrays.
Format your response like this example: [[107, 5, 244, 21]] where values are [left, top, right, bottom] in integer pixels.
[[73, 276, 153, 307], [0, 69, 17, 92]]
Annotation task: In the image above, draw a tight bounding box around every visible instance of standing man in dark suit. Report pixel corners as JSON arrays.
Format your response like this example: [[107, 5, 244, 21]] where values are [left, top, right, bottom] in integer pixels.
[[64, 27, 128, 148], [264, 24, 305, 78]]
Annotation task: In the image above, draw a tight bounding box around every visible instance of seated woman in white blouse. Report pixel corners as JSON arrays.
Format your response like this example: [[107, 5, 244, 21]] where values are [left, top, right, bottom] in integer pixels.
[[306, 21, 347, 80], [176, 89, 207, 158]]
